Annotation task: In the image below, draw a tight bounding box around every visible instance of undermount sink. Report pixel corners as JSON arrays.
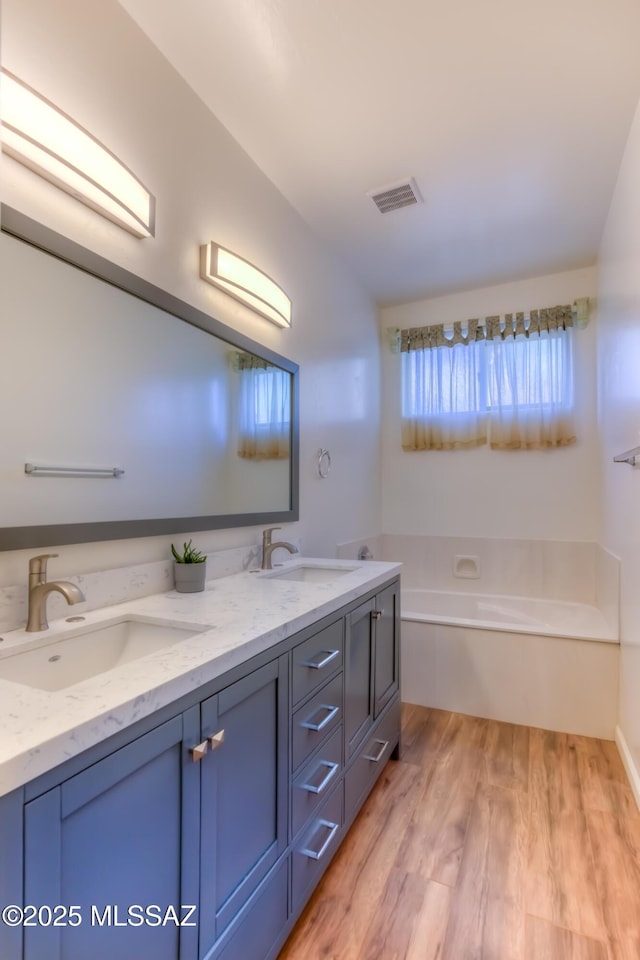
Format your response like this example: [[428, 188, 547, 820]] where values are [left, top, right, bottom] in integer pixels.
[[264, 564, 358, 584], [0, 618, 208, 692]]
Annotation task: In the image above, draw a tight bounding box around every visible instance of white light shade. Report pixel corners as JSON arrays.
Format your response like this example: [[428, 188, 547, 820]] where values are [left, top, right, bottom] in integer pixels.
[[1, 70, 155, 238], [200, 242, 291, 328]]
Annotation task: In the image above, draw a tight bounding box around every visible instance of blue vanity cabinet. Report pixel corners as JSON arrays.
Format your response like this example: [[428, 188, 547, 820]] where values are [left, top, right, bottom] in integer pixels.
[[5, 576, 401, 960], [197, 656, 289, 960], [21, 708, 201, 960]]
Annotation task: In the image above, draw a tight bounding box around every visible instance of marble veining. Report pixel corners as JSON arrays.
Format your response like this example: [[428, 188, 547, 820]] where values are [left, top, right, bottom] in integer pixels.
[[0, 557, 399, 797]]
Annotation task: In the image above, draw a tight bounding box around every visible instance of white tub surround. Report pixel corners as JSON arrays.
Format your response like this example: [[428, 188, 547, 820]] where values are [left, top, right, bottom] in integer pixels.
[[380, 534, 618, 605], [596, 545, 621, 640], [338, 534, 620, 633], [402, 618, 618, 739], [401, 587, 618, 739], [361, 533, 621, 739], [337, 534, 384, 563], [402, 589, 617, 643], [0, 557, 400, 797]]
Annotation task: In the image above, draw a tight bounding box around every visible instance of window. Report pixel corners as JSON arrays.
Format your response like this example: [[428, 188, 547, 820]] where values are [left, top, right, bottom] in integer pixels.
[[401, 310, 575, 451]]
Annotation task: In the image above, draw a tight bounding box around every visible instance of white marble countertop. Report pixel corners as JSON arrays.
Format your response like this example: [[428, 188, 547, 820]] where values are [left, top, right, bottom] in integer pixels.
[[0, 558, 401, 797]]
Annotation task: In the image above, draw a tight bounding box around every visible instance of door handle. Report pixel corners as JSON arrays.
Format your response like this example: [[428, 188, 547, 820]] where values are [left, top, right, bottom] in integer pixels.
[[189, 740, 209, 762], [302, 649, 340, 670], [363, 739, 389, 763], [300, 819, 340, 861], [300, 704, 340, 732], [300, 760, 339, 795]]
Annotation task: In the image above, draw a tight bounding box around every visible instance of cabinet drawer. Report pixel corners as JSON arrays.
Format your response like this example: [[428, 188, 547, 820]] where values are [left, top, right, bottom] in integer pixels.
[[291, 782, 344, 914], [292, 672, 343, 770], [345, 697, 400, 826], [292, 619, 343, 705], [291, 725, 342, 838]]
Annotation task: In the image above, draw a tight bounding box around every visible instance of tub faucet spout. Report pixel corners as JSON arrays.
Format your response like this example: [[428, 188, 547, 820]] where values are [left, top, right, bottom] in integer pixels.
[[26, 553, 85, 632]]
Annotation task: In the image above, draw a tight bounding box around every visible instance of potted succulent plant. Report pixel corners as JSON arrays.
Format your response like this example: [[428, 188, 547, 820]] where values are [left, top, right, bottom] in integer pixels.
[[171, 539, 207, 593]]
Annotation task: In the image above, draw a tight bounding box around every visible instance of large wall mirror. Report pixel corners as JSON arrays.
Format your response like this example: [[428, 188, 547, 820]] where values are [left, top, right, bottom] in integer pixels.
[[0, 206, 299, 551]]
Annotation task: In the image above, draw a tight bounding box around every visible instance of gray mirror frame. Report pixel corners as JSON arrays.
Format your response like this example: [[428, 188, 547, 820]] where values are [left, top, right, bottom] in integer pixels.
[[0, 205, 299, 551]]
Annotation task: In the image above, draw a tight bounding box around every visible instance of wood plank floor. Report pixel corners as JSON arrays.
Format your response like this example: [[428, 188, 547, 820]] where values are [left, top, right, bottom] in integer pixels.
[[278, 704, 640, 960]]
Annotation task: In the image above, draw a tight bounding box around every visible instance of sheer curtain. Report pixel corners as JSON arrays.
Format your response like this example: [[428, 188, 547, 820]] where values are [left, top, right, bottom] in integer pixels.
[[399, 307, 575, 451], [485, 311, 575, 449], [401, 322, 487, 450], [237, 359, 290, 460]]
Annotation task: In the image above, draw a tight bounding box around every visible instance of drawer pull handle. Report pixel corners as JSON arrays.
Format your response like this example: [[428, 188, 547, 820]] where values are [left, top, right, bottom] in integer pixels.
[[302, 649, 340, 670], [301, 704, 340, 732], [300, 760, 339, 795], [372, 610, 383, 621], [363, 739, 389, 763], [300, 819, 340, 861], [190, 741, 209, 762], [209, 729, 225, 750]]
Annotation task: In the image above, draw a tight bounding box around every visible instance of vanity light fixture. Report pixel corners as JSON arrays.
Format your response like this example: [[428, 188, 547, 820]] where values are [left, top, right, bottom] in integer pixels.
[[200, 242, 291, 328], [1, 69, 155, 238]]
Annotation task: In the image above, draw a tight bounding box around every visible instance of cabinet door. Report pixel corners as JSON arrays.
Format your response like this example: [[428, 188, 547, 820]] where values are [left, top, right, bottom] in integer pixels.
[[0, 789, 23, 960], [344, 597, 374, 760], [373, 581, 400, 718], [23, 709, 200, 960], [199, 656, 288, 956]]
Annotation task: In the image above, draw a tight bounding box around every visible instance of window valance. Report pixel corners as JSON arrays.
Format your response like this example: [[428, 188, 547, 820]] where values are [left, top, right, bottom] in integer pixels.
[[399, 305, 574, 352], [228, 350, 274, 371]]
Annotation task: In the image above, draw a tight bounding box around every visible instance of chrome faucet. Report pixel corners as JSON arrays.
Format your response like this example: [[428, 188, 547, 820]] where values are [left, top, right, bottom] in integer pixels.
[[261, 527, 297, 570], [26, 554, 85, 632]]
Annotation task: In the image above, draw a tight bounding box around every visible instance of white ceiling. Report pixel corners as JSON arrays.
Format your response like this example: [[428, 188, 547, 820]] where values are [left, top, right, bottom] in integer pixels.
[[120, 0, 640, 305]]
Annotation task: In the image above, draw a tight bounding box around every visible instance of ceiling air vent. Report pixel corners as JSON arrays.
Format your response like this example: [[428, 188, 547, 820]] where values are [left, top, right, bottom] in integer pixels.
[[368, 177, 423, 214]]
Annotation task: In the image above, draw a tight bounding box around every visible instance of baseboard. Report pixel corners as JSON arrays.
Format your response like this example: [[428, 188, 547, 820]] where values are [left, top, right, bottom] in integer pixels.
[[615, 724, 640, 812]]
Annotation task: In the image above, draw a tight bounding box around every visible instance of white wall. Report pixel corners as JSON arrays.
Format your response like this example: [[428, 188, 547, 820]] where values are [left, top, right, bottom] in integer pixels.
[[597, 95, 640, 798], [379, 267, 599, 540], [0, 0, 382, 587]]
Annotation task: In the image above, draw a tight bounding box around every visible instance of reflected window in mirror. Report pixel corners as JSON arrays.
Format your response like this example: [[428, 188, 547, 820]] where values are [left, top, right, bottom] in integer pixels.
[[233, 353, 291, 461]]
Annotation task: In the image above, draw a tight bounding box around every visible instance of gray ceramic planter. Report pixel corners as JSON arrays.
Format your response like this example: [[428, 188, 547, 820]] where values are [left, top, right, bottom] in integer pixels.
[[174, 561, 207, 593]]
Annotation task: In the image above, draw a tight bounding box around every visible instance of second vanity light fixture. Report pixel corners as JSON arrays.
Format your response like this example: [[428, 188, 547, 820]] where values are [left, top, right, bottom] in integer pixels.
[[1, 69, 155, 238], [200, 241, 292, 328]]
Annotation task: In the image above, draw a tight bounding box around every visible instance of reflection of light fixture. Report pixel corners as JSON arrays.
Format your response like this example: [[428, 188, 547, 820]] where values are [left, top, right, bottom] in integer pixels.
[[1, 69, 155, 237], [200, 242, 291, 328]]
